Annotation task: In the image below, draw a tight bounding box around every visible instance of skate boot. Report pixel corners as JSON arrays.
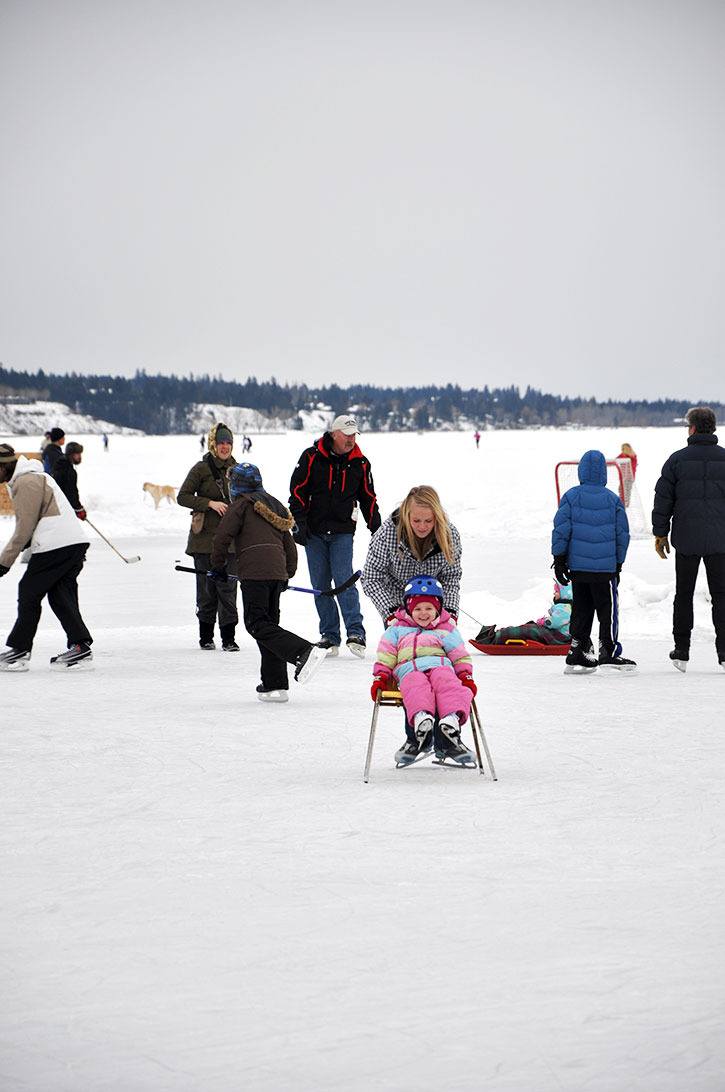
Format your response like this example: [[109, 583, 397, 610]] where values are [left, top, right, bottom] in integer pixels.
[[564, 640, 598, 674], [435, 715, 476, 766], [294, 643, 327, 685], [50, 643, 93, 670], [394, 739, 420, 766], [412, 711, 434, 745], [346, 636, 366, 659], [598, 650, 637, 673], [256, 684, 289, 703], [318, 637, 340, 657], [0, 647, 31, 672], [669, 648, 689, 673]]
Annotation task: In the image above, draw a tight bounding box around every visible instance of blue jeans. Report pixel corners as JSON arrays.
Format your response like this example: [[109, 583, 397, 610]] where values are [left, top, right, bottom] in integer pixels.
[[305, 532, 365, 644]]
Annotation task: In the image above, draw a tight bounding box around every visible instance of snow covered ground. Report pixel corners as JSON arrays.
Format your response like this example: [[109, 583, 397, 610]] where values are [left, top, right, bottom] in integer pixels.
[[1, 427, 724, 1091]]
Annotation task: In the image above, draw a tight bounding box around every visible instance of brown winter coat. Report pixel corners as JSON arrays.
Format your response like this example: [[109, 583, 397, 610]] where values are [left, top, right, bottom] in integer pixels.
[[178, 453, 236, 556], [210, 491, 298, 581]]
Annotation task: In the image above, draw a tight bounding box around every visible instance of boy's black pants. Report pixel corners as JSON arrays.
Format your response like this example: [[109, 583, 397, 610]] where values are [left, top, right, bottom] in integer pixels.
[[240, 579, 312, 690], [569, 577, 620, 657], [673, 553, 725, 657], [6, 543, 92, 652]]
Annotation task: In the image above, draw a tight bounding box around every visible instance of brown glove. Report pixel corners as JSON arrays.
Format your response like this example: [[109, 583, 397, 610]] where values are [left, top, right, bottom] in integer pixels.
[[654, 535, 670, 559]]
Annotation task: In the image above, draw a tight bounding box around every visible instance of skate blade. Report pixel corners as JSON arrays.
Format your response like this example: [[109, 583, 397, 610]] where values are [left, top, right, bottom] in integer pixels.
[[50, 659, 95, 672], [563, 665, 597, 674], [0, 662, 30, 673], [432, 757, 478, 769], [395, 753, 430, 769], [671, 660, 687, 673], [598, 664, 638, 674]]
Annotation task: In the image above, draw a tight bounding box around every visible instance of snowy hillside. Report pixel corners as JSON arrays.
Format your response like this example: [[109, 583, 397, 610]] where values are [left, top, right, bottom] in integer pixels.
[[1, 426, 723, 1091], [0, 399, 141, 436], [187, 403, 287, 434]]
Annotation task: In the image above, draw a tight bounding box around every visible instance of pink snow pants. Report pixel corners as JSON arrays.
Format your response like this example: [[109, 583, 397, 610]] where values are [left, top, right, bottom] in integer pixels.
[[399, 666, 472, 726]]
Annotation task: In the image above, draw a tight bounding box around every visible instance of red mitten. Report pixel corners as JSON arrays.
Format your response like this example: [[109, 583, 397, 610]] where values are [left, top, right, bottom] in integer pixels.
[[75, 508, 87, 520], [460, 675, 477, 696], [370, 675, 393, 701]]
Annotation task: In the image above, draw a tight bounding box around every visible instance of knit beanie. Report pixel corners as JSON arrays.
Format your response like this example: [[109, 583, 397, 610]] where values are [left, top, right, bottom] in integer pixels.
[[406, 594, 441, 613], [228, 462, 263, 497], [215, 426, 233, 445], [65, 442, 84, 456]]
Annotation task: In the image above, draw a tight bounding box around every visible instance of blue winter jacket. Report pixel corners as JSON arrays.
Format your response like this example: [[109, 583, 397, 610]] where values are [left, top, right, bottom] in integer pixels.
[[552, 450, 630, 573]]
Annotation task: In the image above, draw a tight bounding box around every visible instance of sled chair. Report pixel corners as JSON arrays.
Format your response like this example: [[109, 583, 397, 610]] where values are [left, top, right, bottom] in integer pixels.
[[363, 689, 497, 783]]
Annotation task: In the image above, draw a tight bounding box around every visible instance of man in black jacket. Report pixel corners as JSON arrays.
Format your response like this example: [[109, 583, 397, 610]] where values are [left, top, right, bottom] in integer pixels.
[[52, 442, 87, 520], [289, 414, 381, 657], [652, 406, 725, 670]]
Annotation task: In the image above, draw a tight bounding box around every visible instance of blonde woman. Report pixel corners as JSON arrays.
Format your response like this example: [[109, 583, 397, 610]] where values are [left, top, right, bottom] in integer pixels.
[[362, 485, 462, 623], [362, 485, 464, 763]]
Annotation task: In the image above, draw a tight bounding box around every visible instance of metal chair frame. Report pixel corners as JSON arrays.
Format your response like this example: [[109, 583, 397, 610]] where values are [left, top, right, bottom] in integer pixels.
[[363, 690, 498, 783]]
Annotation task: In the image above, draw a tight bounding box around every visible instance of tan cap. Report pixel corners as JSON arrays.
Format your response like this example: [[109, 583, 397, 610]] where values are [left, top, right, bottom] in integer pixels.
[[0, 443, 17, 463], [329, 414, 359, 435]]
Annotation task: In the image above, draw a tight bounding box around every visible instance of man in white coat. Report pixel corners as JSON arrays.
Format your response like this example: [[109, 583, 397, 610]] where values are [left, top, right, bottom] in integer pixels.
[[0, 444, 93, 671]]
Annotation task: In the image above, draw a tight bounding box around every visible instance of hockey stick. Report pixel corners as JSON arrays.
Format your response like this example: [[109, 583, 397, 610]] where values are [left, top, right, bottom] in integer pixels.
[[173, 564, 361, 598], [86, 519, 141, 564]]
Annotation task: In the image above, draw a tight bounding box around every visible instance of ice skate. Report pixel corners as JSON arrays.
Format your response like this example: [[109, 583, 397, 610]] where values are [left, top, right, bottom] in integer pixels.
[[434, 716, 476, 767], [50, 643, 94, 670], [412, 712, 434, 743], [256, 685, 289, 703], [222, 640, 240, 652], [564, 640, 598, 674], [669, 648, 689, 673], [598, 653, 637, 673], [199, 639, 216, 650], [318, 637, 340, 657], [0, 647, 31, 672], [294, 643, 327, 685], [394, 739, 422, 767], [346, 636, 366, 659]]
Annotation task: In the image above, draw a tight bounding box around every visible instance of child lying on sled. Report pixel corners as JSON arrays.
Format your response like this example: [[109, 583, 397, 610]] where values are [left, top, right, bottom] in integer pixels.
[[474, 580, 572, 646], [371, 575, 477, 767]]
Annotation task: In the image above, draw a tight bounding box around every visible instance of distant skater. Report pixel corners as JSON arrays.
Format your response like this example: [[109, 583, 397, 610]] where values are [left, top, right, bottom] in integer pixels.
[[102, 433, 109, 452], [474, 430, 481, 449]]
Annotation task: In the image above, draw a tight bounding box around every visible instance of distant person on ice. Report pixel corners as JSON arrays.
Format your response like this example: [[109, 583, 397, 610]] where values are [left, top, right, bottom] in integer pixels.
[[0, 443, 93, 671], [371, 576, 477, 766], [552, 449, 634, 673], [475, 580, 572, 646], [42, 427, 65, 475], [652, 406, 725, 672], [178, 423, 239, 651], [614, 442, 637, 507], [53, 442, 87, 521], [209, 462, 327, 699], [474, 430, 481, 449], [289, 413, 380, 658], [102, 433, 109, 452]]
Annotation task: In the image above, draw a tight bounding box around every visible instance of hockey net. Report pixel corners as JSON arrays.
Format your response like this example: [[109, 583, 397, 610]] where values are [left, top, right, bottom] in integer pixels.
[[555, 459, 651, 537]]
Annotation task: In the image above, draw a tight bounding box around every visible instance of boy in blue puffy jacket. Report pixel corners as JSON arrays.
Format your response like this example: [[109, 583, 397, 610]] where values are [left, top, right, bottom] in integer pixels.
[[552, 450, 635, 672]]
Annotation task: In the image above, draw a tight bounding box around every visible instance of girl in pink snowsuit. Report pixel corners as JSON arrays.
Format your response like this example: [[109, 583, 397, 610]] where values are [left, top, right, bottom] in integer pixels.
[[371, 576, 477, 763]]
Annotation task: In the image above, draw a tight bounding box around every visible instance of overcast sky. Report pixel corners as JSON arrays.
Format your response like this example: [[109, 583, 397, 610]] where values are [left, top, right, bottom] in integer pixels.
[[1, 0, 724, 402]]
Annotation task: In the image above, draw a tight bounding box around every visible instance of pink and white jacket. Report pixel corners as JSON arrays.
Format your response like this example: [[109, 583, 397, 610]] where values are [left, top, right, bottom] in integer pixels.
[[373, 606, 473, 683]]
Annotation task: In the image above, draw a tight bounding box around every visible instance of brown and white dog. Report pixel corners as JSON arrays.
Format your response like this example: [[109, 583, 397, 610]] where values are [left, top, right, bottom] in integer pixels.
[[143, 482, 177, 508]]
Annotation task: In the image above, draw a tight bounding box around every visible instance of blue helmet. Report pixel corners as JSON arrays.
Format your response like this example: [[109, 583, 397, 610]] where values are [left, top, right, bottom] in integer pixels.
[[228, 462, 263, 497], [402, 575, 444, 605]]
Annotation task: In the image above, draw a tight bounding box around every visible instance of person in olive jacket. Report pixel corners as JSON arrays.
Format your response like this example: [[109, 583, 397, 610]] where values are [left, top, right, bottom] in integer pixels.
[[177, 423, 239, 651], [289, 413, 381, 658], [209, 462, 327, 700], [652, 405, 725, 670]]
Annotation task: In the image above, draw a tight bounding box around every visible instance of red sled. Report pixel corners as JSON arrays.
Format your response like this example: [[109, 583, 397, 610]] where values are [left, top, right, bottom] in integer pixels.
[[469, 639, 570, 656]]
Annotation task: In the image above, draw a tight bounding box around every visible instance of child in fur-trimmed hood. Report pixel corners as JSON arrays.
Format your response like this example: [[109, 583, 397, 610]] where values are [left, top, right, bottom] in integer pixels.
[[209, 463, 327, 698]]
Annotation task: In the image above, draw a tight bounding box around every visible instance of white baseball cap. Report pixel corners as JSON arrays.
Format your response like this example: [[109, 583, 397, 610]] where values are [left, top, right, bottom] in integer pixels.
[[329, 414, 359, 435]]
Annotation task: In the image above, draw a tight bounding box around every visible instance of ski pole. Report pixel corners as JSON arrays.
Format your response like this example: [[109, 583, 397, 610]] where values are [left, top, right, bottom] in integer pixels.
[[86, 519, 141, 564]]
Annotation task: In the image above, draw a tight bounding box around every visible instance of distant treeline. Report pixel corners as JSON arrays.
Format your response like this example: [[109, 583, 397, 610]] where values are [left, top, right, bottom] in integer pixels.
[[0, 364, 720, 433]]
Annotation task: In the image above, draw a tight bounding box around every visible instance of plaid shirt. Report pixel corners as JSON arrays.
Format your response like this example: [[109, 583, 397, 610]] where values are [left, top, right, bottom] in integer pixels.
[[361, 515, 462, 621]]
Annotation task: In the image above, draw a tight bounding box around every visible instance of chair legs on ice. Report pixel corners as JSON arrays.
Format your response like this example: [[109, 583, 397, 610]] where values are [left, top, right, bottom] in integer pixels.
[[363, 691, 497, 783]]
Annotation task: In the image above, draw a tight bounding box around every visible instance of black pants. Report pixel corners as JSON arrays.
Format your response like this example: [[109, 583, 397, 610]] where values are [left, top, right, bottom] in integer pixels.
[[193, 552, 238, 630], [240, 579, 312, 690], [569, 578, 620, 657], [673, 553, 725, 657], [7, 543, 92, 652]]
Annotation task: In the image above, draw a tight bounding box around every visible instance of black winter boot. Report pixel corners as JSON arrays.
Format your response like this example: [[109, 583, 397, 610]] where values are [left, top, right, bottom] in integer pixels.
[[199, 621, 216, 650], [220, 624, 239, 652]]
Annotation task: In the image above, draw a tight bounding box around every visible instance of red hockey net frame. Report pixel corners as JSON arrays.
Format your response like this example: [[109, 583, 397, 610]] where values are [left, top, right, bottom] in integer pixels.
[[555, 461, 626, 504]]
